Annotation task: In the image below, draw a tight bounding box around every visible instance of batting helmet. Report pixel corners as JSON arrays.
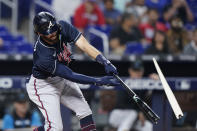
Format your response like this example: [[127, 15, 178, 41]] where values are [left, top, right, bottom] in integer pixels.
[[33, 12, 59, 35]]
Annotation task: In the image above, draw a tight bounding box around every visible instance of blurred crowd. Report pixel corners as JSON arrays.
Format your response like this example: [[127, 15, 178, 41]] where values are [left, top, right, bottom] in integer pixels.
[[52, 0, 197, 56], [0, 90, 42, 131], [0, 0, 197, 56]]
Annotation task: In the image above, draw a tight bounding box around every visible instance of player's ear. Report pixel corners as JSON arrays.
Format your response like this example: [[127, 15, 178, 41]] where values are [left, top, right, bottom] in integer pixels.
[[37, 32, 43, 36], [34, 30, 39, 35]]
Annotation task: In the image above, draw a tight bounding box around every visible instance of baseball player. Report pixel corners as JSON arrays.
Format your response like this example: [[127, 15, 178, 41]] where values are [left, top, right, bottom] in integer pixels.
[[26, 12, 119, 131]]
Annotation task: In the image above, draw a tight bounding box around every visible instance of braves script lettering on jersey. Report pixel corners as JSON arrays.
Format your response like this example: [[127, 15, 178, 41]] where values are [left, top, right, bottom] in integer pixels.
[[57, 43, 71, 64]]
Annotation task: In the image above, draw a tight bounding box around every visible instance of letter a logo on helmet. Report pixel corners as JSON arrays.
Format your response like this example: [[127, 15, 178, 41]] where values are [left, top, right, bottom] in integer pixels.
[[48, 21, 54, 29]]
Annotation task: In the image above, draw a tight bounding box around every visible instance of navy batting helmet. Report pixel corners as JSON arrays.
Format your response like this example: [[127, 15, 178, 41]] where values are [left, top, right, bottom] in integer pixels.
[[33, 12, 59, 35]]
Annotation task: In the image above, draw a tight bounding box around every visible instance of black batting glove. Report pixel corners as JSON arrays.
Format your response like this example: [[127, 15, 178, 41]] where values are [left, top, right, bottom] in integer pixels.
[[95, 54, 118, 75]]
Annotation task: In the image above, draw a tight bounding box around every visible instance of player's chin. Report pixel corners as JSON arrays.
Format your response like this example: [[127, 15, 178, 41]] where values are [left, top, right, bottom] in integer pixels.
[[50, 36, 57, 40]]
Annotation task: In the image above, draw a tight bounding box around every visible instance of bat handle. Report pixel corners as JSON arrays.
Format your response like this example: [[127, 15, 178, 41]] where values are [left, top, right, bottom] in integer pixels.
[[113, 74, 135, 97]]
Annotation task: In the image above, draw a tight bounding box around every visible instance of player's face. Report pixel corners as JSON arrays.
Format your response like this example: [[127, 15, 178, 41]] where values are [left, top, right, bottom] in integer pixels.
[[46, 31, 58, 40], [40, 31, 58, 43]]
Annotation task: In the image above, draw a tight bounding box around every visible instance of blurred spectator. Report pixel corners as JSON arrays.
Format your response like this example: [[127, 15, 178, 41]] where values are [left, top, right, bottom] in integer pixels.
[[96, 0, 105, 10], [109, 12, 143, 55], [114, 0, 130, 13], [186, 28, 194, 43], [167, 16, 189, 55], [73, 0, 105, 32], [109, 60, 153, 131], [99, 90, 117, 113], [183, 29, 197, 56], [2, 93, 41, 130], [103, 0, 121, 26], [145, 30, 170, 55], [163, 0, 194, 23], [0, 38, 3, 48], [128, 59, 145, 79], [52, 0, 81, 22], [126, 0, 147, 22], [139, 8, 167, 43]]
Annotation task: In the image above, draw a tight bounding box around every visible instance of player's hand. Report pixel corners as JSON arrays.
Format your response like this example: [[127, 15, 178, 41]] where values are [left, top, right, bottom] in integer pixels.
[[104, 61, 118, 75], [95, 54, 118, 75], [96, 76, 120, 86]]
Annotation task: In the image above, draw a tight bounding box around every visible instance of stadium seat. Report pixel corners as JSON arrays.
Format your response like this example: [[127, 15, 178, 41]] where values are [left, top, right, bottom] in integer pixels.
[[88, 32, 104, 52], [124, 42, 147, 55], [84, 26, 109, 55], [93, 25, 112, 36], [13, 35, 25, 42], [16, 43, 33, 54], [0, 34, 13, 41], [35, 0, 53, 14], [145, 0, 171, 12], [0, 26, 9, 32], [0, 41, 14, 54], [0, 26, 33, 54]]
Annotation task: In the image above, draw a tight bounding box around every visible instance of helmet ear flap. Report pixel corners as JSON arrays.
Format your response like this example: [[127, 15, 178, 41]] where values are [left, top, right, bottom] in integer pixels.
[[57, 24, 62, 32], [33, 25, 40, 35], [34, 31, 39, 35]]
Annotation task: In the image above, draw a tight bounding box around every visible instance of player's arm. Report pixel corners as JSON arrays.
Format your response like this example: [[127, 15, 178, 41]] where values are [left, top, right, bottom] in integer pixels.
[[38, 60, 119, 86], [75, 35, 118, 75], [60, 20, 117, 75], [54, 61, 119, 86], [75, 35, 100, 59]]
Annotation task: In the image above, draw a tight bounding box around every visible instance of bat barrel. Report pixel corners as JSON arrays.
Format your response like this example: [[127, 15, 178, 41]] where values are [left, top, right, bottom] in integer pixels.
[[135, 97, 160, 124], [152, 58, 183, 119], [113, 74, 160, 124]]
